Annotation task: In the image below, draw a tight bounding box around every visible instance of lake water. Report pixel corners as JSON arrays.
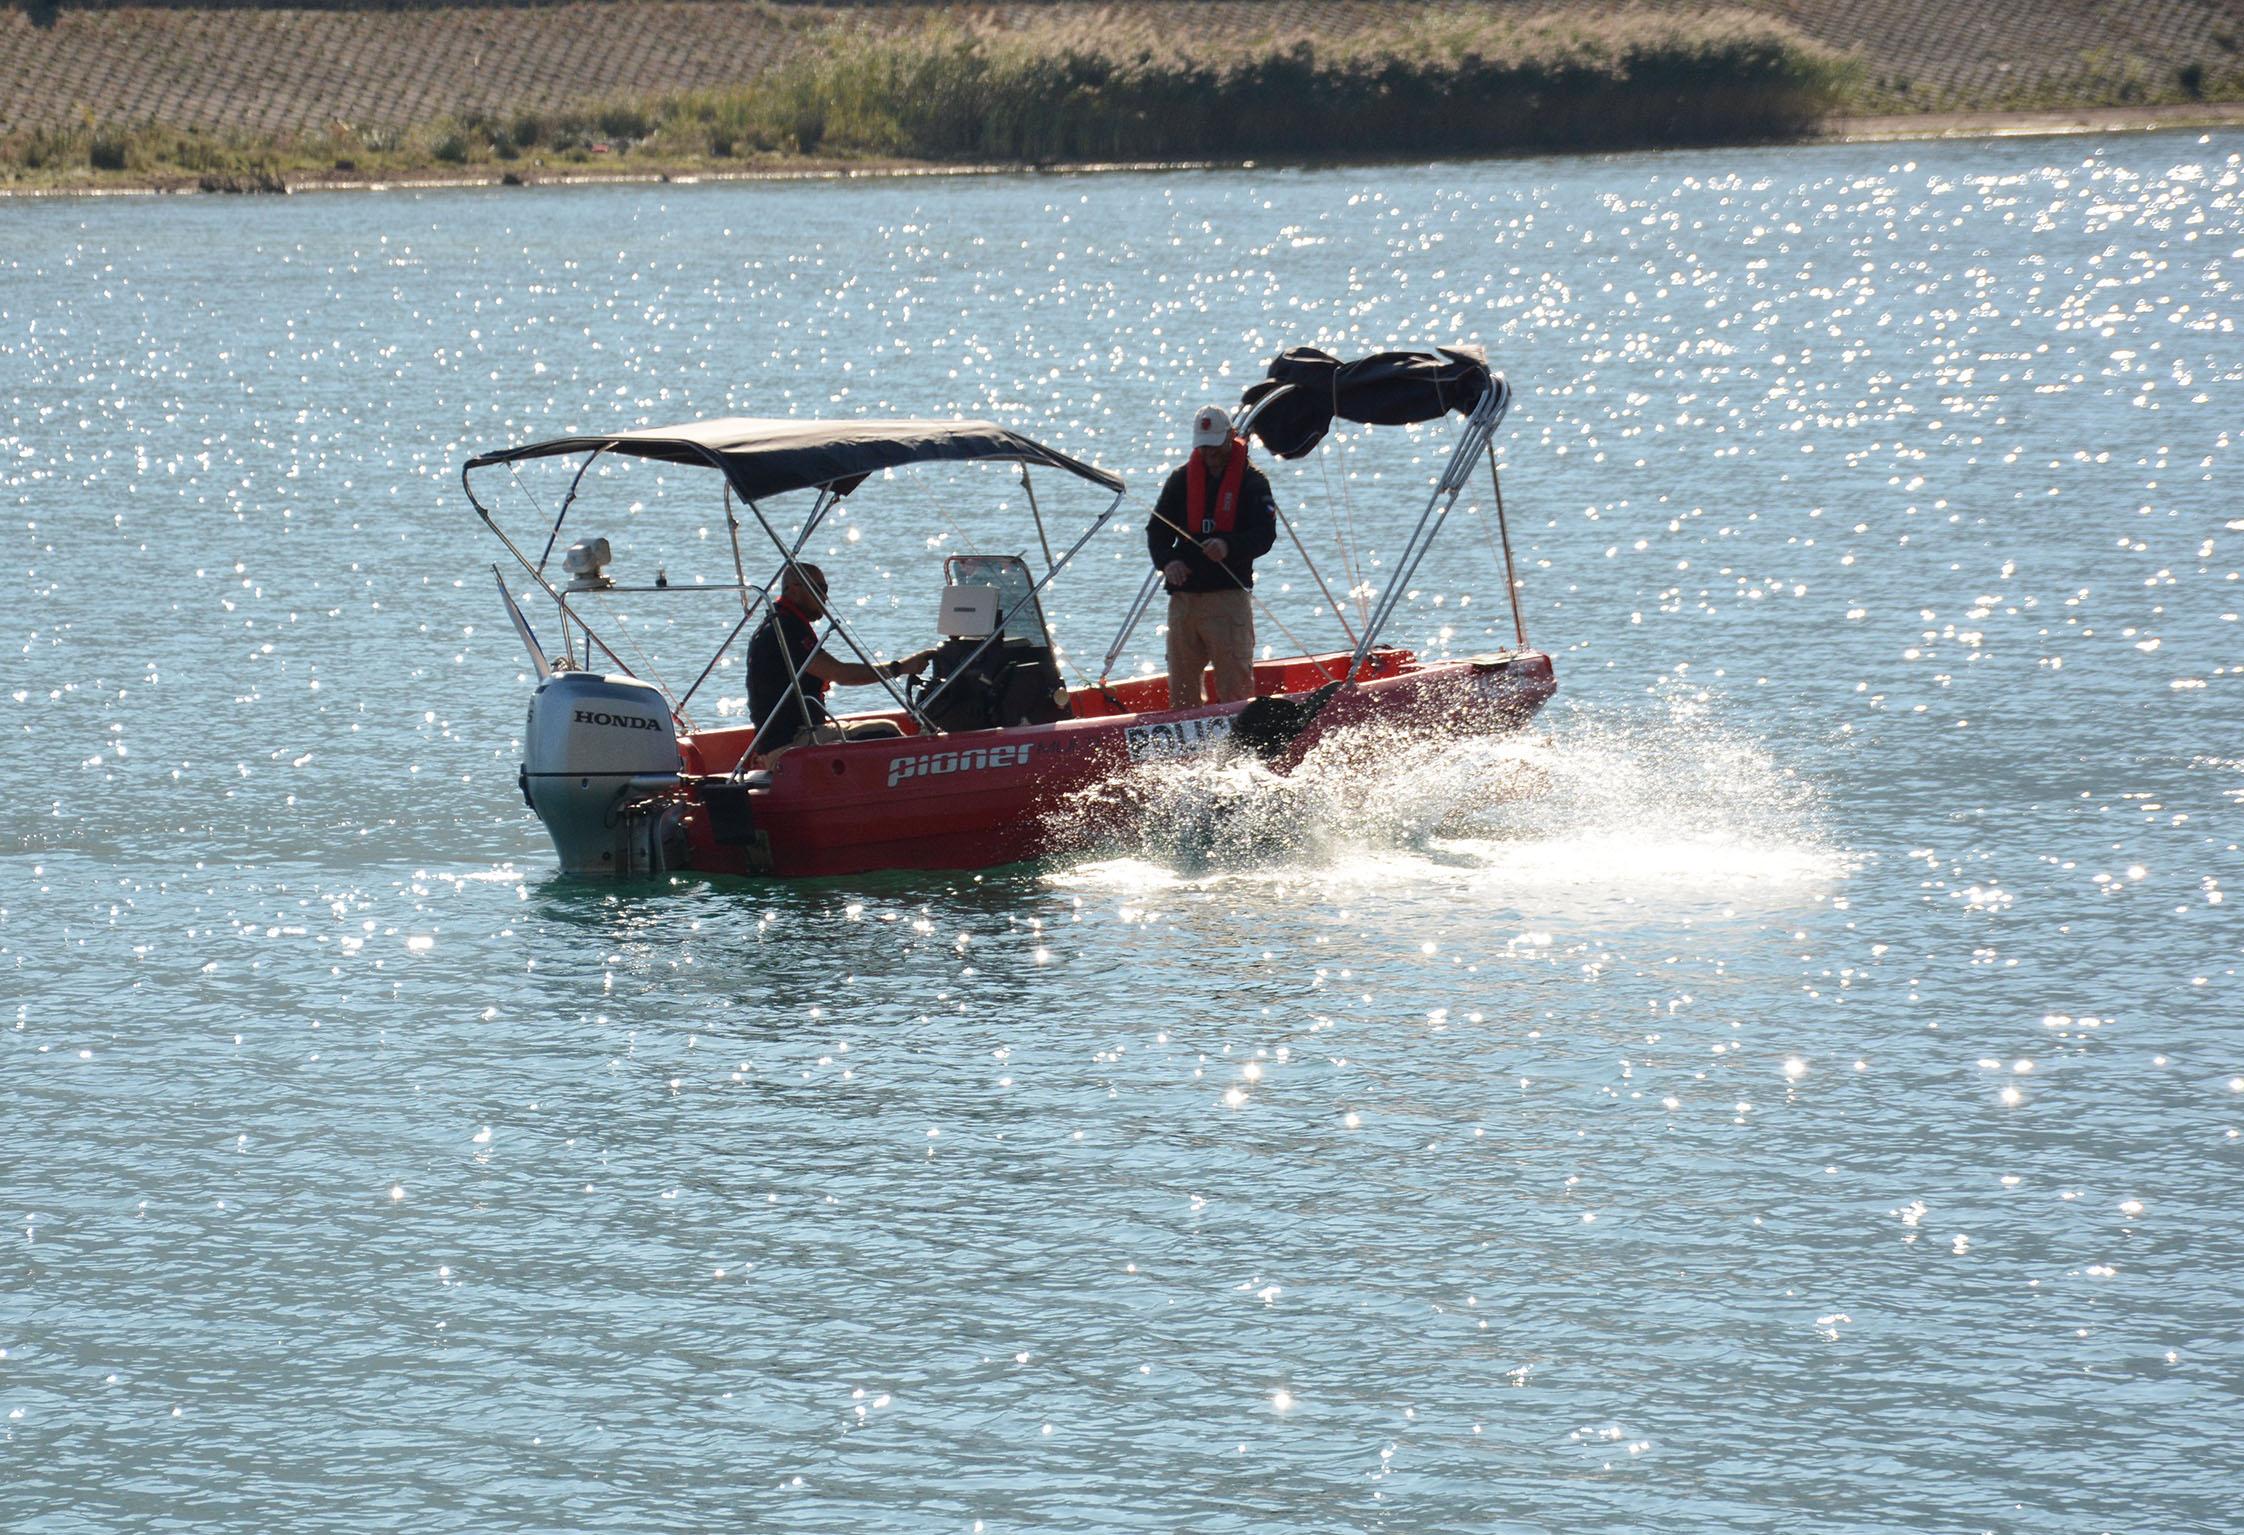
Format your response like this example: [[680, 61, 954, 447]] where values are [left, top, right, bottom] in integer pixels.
[[4, 133, 2241, 1532]]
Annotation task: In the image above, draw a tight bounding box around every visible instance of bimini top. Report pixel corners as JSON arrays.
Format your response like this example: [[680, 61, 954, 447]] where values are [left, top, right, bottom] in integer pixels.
[[1239, 345, 1495, 459], [464, 415, 1125, 502]]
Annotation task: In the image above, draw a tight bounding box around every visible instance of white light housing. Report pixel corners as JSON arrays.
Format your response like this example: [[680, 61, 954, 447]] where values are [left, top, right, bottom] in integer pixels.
[[937, 584, 998, 638], [562, 537, 613, 590]]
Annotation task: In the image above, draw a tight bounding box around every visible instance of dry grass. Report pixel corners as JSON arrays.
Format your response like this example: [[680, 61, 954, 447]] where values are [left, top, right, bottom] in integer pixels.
[[1727, 0, 2244, 113], [5, 5, 1856, 184], [5, 1, 2242, 187]]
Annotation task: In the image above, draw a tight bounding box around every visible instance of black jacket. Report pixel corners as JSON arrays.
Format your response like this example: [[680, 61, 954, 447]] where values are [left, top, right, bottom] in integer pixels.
[[1147, 455, 1279, 592], [747, 604, 831, 743]]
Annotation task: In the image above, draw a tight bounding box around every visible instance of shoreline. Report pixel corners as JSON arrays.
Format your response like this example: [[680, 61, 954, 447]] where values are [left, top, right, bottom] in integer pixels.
[[0, 157, 1186, 200], [7, 104, 2242, 200], [1825, 100, 2244, 143]]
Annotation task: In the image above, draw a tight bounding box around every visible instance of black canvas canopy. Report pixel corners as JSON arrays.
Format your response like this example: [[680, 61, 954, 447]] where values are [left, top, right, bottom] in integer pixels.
[[464, 415, 1125, 502], [1237, 346, 1494, 459]]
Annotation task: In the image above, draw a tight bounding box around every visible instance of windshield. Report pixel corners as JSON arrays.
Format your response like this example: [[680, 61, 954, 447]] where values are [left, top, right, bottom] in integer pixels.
[[946, 554, 1052, 649]]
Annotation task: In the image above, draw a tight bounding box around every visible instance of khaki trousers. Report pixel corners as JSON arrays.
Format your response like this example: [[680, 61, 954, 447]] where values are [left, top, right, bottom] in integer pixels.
[[1165, 588, 1256, 708]]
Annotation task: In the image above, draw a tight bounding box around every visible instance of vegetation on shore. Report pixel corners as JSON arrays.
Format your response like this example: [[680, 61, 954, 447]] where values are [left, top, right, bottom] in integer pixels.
[[2, 10, 1856, 190]]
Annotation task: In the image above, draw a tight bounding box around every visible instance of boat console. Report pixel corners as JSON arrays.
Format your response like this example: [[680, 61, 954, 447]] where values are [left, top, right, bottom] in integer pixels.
[[917, 554, 1068, 732]]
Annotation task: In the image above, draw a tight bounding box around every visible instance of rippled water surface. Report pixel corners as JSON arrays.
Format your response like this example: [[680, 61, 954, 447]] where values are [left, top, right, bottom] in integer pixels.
[[5, 134, 2243, 1532]]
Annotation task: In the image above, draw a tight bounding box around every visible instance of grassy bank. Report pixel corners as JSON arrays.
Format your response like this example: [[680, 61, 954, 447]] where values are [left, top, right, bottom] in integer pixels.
[[1, 10, 1855, 189], [673, 12, 1854, 162]]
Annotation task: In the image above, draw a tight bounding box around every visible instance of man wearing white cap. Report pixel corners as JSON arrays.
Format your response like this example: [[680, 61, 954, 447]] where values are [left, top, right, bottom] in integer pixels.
[[1147, 404, 1279, 708]]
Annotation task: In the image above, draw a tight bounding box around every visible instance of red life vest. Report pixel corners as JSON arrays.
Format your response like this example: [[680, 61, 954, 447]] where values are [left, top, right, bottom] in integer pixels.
[[1186, 436, 1248, 538]]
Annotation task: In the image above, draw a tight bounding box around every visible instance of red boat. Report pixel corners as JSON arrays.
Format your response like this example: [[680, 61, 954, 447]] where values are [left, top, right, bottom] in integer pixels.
[[463, 345, 1556, 879]]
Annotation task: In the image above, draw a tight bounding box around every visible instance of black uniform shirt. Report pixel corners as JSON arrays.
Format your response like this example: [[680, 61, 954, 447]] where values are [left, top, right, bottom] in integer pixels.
[[747, 603, 830, 744]]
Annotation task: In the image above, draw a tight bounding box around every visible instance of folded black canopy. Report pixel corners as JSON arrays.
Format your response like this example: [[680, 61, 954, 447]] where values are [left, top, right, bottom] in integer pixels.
[[1238, 345, 1494, 459], [464, 415, 1124, 502]]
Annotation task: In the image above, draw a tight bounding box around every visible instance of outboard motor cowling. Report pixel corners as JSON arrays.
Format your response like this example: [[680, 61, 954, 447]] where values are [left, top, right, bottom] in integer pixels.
[[520, 671, 682, 878]]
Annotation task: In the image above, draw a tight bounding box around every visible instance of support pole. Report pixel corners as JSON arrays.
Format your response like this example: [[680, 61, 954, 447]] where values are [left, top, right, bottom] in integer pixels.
[[1021, 465, 1057, 574], [916, 487, 1126, 722], [1273, 498, 1359, 649], [538, 446, 607, 574], [1490, 457, 1528, 649], [736, 489, 930, 733], [1344, 378, 1511, 678], [722, 483, 757, 623], [1101, 568, 1163, 685]]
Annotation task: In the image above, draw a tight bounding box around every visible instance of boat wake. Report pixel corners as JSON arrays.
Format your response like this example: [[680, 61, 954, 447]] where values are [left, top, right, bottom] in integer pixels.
[[1046, 694, 1847, 918]]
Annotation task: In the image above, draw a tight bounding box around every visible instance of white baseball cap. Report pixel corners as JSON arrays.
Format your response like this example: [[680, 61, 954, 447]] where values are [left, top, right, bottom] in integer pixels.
[[1191, 405, 1231, 448]]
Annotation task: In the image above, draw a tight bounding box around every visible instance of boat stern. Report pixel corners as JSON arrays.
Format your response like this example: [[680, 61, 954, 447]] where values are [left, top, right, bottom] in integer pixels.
[[519, 670, 684, 878]]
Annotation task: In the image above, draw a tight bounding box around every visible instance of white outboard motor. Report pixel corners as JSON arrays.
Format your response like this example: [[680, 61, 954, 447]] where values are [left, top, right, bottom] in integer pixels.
[[519, 670, 683, 878]]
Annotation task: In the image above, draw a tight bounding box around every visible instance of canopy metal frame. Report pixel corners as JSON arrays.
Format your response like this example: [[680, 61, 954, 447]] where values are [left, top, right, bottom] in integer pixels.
[[463, 435, 1125, 749], [1096, 371, 1523, 687], [1344, 375, 1516, 677], [1098, 382, 1327, 685]]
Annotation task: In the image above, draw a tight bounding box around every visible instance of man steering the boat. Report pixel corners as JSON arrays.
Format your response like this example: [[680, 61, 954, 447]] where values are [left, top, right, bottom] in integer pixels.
[[748, 563, 938, 755], [1148, 405, 1279, 708]]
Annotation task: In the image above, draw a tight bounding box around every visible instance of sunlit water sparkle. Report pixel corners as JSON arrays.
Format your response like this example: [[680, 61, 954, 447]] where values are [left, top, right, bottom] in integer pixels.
[[4, 132, 2242, 1532]]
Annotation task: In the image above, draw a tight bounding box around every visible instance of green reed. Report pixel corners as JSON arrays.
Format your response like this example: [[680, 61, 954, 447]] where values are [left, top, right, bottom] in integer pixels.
[[737, 12, 1857, 162]]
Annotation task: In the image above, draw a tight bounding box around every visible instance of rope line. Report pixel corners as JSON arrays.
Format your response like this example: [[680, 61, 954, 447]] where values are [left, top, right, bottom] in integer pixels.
[[1145, 505, 1340, 685]]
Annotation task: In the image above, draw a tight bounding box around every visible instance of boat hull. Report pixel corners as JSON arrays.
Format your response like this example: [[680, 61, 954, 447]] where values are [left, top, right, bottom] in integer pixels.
[[654, 649, 1555, 880]]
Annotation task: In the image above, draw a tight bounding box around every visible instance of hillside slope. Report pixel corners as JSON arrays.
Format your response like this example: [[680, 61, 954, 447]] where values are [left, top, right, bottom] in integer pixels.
[[5, 0, 2240, 138]]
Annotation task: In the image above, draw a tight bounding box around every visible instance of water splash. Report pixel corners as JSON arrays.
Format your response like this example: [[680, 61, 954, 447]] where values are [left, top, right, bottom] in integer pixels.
[[1049, 695, 1846, 917]]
